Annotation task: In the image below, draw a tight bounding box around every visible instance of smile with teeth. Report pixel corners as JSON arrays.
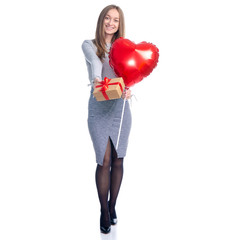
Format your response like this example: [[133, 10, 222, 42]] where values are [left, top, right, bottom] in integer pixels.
[[105, 25, 115, 31]]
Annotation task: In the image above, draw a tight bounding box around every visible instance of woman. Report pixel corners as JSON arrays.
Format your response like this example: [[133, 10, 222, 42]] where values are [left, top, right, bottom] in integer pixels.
[[82, 5, 132, 234]]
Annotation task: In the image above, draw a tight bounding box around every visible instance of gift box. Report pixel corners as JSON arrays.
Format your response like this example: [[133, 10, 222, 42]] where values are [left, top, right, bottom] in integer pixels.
[[93, 77, 125, 101]]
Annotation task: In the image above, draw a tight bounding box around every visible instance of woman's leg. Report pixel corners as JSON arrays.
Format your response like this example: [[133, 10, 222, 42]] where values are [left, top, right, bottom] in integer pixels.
[[109, 141, 124, 221], [95, 138, 112, 229]]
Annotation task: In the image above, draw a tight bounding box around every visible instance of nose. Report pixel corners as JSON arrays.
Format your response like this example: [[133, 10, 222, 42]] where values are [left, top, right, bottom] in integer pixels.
[[108, 18, 114, 25]]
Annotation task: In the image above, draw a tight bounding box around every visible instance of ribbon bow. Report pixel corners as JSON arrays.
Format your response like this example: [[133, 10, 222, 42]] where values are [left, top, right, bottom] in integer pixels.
[[97, 77, 111, 92], [96, 77, 123, 100]]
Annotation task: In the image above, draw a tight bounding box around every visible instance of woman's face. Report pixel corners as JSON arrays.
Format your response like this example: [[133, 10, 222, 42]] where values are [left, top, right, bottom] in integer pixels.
[[103, 9, 120, 38]]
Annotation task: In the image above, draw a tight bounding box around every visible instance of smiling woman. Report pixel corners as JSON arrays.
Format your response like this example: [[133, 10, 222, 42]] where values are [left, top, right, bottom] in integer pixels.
[[81, 5, 131, 235]]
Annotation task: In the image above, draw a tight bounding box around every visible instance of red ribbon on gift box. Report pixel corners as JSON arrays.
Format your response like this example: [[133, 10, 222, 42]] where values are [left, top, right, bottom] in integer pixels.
[[95, 77, 124, 100]]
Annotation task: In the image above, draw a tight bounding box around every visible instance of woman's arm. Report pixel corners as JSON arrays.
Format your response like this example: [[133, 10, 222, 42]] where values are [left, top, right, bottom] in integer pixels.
[[82, 40, 103, 82]]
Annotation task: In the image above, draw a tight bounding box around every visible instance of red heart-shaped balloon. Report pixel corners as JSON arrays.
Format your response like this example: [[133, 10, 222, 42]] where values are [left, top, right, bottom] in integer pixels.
[[109, 38, 159, 87]]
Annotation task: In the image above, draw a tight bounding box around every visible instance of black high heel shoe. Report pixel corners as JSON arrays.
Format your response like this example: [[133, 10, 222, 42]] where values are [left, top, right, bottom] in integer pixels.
[[100, 225, 111, 234], [100, 212, 111, 234], [110, 216, 118, 225], [108, 201, 118, 225]]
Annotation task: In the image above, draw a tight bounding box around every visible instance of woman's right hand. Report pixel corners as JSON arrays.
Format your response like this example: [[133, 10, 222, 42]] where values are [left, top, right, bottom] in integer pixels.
[[94, 77, 102, 88]]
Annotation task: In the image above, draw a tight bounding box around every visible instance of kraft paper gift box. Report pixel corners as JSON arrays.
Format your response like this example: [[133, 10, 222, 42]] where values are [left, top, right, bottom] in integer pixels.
[[93, 77, 125, 101]]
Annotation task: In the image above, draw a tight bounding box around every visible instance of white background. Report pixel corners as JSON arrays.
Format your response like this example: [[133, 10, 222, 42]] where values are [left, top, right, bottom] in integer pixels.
[[0, 0, 240, 239]]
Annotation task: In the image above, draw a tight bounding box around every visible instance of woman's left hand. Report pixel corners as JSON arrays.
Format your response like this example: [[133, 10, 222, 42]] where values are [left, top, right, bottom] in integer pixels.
[[122, 88, 131, 100]]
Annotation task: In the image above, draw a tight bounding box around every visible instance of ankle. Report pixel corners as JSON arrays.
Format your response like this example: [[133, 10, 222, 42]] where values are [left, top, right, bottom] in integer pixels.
[[100, 211, 110, 227], [108, 201, 117, 218], [100, 208, 109, 215]]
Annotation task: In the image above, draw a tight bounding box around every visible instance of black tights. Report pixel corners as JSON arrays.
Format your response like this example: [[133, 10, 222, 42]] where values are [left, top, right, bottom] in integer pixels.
[[95, 138, 124, 226]]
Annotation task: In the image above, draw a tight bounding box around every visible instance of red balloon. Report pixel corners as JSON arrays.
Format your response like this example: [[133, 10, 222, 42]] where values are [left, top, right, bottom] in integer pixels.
[[109, 38, 159, 87]]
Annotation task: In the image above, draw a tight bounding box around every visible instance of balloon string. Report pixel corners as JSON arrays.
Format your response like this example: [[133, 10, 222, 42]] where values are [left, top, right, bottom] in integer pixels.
[[129, 93, 137, 108], [116, 97, 126, 150]]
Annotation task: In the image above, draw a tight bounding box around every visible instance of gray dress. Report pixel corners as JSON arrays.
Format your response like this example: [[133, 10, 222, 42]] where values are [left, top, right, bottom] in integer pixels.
[[82, 40, 132, 166]]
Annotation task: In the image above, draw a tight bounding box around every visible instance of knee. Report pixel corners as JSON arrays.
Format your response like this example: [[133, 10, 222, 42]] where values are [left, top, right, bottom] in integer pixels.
[[102, 155, 111, 169], [112, 158, 124, 169]]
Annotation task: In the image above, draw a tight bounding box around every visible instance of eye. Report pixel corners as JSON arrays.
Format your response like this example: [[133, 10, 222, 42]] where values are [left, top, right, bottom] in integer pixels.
[[114, 19, 119, 22]]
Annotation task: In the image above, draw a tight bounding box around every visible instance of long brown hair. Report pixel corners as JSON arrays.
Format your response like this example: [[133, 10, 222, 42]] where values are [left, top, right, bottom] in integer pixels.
[[93, 5, 125, 61]]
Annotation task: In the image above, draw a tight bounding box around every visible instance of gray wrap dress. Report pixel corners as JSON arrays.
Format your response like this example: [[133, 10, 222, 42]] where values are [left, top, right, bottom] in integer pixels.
[[82, 40, 132, 166]]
